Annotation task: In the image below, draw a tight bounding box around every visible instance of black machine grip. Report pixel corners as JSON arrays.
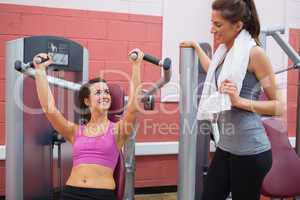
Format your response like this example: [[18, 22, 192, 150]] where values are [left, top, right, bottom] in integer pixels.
[[14, 55, 50, 72], [143, 54, 160, 66], [130, 51, 171, 70], [14, 60, 23, 72]]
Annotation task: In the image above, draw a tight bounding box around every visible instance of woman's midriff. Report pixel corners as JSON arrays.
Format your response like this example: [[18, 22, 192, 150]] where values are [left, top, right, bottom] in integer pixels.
[[66, 164, 115, 189]]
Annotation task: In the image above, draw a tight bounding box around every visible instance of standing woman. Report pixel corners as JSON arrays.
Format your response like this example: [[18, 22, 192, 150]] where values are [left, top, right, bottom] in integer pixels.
[[181, 0, 284, 200], [33, 49, 144, 200]]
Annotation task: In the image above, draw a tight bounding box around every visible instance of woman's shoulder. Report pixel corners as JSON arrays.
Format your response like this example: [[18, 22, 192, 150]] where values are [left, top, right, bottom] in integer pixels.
[[73, 124, 83, 136], [248, 45, 270, 73], [250, 45, 265, 58]]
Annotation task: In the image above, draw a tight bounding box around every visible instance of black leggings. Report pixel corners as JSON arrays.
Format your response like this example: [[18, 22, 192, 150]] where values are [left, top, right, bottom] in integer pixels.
[[60, 185, 116, 200], [202, 148, 272, 200]]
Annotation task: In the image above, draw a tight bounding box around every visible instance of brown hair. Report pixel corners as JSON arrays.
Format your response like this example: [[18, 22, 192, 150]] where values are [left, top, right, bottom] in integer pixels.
[[212, 0, 261, 45], [78, 77, 107, 124]]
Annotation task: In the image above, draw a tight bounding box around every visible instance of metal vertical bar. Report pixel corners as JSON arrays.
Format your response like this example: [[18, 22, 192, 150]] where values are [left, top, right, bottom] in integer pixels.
[[56, 72, 65, 195], [195, 43, 212, 200], [296, 69, 300, 156], [178, 47, 198, 200], [123, 127, 137, 200], [6, 38, 25, 200]]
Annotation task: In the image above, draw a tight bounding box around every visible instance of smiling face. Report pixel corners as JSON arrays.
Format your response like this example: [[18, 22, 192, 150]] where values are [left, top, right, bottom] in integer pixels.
[[84, 82, 111, 113], [210, 10, 243, 47]]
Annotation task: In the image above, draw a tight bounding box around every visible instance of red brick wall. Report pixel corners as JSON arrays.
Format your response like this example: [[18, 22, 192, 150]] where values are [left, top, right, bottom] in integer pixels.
[[0, 161, 4, 195], [287, 29, 299, 137], [0, 3, 179, 195], [136, 155, 178, 187]]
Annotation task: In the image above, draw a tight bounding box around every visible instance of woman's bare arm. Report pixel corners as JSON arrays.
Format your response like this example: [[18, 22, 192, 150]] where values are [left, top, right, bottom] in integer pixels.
[[34, 53, 77, 143], [115, 49, 143, 148]]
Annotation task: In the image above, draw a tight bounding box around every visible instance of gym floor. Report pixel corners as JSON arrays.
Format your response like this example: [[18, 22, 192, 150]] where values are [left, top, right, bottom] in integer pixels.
[[135, 193, 176, 200], [135, 194, 295, 200], [2, 193, 296, 200]]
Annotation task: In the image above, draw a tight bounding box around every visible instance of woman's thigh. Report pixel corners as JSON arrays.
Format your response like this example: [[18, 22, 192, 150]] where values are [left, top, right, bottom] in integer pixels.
[[230, 150, 272, 200]]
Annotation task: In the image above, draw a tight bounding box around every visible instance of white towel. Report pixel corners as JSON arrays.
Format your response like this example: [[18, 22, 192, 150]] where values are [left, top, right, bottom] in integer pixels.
[[197, 30, 256, 143]]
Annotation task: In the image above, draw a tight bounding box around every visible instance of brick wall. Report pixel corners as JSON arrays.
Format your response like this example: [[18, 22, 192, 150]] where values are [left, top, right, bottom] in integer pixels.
[[287, 29, 300, 137]]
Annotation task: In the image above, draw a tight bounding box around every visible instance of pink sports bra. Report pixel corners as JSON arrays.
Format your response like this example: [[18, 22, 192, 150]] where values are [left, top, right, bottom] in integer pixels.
[[73, 121, 120, 171]]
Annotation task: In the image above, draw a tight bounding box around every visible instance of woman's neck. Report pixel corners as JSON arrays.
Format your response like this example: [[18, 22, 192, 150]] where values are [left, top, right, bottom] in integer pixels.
[[225, 40, 234, 49], [225, 29, 242, 49], [89, 111, 108, 125]]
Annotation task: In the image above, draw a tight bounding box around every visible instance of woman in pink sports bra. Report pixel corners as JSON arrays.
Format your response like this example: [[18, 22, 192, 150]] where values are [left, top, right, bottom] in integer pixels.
[[33, 49, 144, 200]]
